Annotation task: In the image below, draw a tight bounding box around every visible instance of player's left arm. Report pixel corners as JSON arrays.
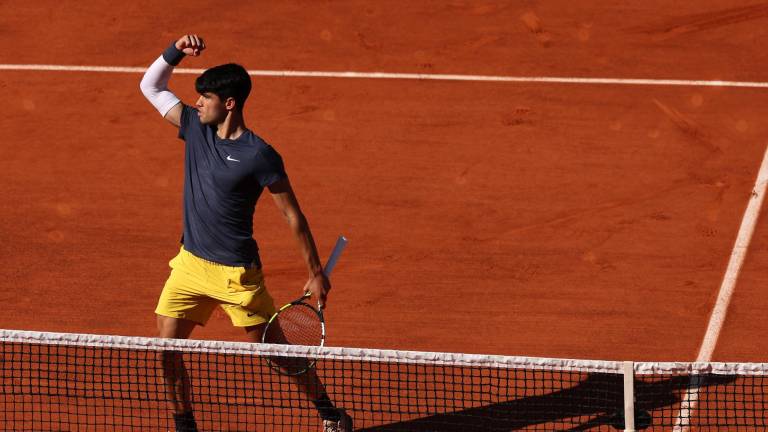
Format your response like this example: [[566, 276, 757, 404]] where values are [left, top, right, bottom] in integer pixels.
[[268, 178, 332, 308]]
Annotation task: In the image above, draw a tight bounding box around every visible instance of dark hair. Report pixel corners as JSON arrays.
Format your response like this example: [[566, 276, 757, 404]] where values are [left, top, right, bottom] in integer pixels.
[[195, 63, 252, 110]]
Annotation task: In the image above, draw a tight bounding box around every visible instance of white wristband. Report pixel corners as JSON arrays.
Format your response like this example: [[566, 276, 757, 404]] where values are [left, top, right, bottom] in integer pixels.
[[139, 55, 182, 117]]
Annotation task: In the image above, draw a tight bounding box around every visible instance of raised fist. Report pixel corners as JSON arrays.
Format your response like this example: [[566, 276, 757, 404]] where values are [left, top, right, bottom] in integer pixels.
[[175, 34, 206, 57]]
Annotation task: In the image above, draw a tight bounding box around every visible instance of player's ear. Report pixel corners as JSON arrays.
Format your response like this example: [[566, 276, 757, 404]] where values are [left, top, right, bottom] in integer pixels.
[[225, 97, 237, 111]]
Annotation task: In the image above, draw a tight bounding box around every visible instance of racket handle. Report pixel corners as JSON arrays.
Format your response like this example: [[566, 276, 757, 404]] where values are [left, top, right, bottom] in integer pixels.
[[324, 236, 348, 277]]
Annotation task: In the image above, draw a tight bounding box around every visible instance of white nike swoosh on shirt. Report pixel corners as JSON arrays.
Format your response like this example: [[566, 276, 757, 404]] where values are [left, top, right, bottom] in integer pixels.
[[226, 155, 240, 162]]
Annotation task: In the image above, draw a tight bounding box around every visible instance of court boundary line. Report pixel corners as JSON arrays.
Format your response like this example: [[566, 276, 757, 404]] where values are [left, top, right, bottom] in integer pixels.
[[672, 143, 768, 432], [2, 63, 768, 88]]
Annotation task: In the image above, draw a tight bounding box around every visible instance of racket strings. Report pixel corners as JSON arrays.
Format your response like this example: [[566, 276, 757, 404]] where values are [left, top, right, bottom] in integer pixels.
[[264, 303, 323, 346], [263, 303, 323, 375]]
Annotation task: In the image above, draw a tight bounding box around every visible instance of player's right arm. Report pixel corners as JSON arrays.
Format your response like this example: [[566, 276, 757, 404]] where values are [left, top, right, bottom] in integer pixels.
[[139, 35, 205, 128]]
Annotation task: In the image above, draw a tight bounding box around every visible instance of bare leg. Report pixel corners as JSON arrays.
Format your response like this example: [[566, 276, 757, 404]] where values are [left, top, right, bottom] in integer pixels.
[[245, 323, 340, 421], [157, 315, 198, 427]]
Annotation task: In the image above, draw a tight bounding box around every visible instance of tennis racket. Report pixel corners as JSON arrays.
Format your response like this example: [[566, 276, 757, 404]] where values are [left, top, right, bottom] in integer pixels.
[[262, 235, 348, 375]]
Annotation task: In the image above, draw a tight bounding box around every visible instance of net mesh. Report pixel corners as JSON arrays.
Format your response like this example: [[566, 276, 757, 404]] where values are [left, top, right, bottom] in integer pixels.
[[0, 329, 766, 431]]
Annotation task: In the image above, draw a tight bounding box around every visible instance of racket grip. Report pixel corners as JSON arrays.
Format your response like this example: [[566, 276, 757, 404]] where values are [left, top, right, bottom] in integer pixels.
[[324, 236, 348, 276]]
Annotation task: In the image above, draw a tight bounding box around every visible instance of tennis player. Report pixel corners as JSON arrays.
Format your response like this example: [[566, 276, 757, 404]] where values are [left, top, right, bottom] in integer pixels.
[[140, 34, 351, 432]]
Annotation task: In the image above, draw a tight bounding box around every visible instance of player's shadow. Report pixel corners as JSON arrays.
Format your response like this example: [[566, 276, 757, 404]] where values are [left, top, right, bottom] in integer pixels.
[[355, 373, 738, 431]]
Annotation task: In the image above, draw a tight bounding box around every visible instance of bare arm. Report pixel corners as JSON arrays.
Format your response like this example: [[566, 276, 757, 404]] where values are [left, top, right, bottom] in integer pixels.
[[139, 34, 206, 128], [163, 103, 183, 128], [268, 178, 332, 308]]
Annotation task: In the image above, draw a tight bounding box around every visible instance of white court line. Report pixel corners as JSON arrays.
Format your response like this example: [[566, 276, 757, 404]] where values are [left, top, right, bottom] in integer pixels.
[[672, 144, 768, 432], [1, 63, 768, 88]]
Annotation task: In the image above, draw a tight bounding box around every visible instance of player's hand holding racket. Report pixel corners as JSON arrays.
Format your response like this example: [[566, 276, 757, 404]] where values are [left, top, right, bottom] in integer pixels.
[[303, 266, 332, 310], [262, 236, 348, 375]]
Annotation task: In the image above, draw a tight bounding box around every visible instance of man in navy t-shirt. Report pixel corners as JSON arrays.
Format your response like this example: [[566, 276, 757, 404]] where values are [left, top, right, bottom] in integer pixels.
[[140, 34, 351, 432]]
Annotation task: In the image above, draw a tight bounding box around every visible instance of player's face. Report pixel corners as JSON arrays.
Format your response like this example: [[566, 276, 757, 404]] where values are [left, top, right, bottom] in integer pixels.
[[195, 92, 227, 124]]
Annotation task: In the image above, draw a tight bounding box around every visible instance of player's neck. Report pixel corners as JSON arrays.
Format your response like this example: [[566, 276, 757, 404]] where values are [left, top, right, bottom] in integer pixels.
[[216, 111, 247, 140]]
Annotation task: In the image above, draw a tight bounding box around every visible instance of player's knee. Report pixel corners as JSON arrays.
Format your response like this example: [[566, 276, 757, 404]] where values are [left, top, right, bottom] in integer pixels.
[[157, 315, 197, 339]]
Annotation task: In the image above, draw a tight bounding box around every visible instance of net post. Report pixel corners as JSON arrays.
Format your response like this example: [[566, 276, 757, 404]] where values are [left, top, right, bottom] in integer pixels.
[[623, 360, 636, 432]]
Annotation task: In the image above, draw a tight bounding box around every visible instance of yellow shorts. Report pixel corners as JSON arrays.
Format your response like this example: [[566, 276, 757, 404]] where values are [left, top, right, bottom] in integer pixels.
[[155, 247, 276, 327]]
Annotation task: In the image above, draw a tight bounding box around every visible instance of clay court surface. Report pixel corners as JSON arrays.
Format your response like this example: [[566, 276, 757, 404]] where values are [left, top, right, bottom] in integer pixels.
[[1, 1, 768, 364]]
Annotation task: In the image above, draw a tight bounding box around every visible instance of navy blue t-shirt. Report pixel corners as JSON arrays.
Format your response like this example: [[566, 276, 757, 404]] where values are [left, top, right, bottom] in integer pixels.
[[177, 104, 287, 267]]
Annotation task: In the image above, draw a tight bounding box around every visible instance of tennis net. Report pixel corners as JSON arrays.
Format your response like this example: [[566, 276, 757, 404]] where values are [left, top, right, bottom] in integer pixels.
[[0, 329, 765, 431]]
